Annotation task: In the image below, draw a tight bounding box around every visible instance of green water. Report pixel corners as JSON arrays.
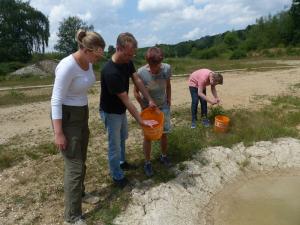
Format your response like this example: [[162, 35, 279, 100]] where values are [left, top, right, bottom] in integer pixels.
[[210, 173, 300, 225]]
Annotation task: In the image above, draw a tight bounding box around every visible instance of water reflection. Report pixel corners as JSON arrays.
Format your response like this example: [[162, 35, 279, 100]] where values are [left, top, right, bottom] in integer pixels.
[[208, 172, 300, 225]]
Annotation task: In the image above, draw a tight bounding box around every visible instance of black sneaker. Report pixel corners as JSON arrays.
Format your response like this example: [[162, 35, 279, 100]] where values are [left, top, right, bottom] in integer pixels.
[[120, 161, 138, 170], [144, 162, 154, 177], [113, 177, 129, 189], [159, 155, 171, 167]]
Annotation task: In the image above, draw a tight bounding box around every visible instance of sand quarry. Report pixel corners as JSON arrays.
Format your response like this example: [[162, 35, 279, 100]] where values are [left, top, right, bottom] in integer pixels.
[[0, 60, 300, 224]]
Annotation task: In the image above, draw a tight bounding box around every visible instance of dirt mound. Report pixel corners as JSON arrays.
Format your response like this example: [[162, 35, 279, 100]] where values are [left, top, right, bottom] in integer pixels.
[[10, 59, 58, 76]]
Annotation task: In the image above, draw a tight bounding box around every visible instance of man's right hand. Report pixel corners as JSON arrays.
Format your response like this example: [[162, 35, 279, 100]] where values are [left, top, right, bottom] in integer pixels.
[[142, 119, 159, 128]]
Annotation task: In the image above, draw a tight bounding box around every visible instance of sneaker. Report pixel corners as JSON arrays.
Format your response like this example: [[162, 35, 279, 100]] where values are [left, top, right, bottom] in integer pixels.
[[159, 155, 171, 167], [144, 162, 154, 177], [113, 177, 129, 189], [191, 121, 196, 129], [120, 161, 138, 170], [202, 118, 210, 127], [82, 192, 100, 204], [64, 218, 87, 225]]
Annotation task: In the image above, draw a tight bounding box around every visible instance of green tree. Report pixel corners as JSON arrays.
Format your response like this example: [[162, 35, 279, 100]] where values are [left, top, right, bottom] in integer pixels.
[[223, 31, 240, 50], [107, 45, 115, 58], [54, 16, 93, 55], [290, 0, 300, 44], [0, 0, 49, 62]]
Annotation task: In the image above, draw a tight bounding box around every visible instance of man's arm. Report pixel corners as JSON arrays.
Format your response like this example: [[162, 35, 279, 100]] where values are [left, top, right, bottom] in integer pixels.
[[133, 85, 144, 109], [211, 85, 220, 103], [132, 73, 156, 108], [198, 86, 218, 105], [166, 78, 171, 106], [117, 91, 144, 125]]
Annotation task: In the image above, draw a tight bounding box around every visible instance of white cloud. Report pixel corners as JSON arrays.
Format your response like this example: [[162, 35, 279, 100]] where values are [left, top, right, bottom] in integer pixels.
[[139, 35, 161, 47], [111, 0, 125, 7], [77, 11, 92, 21], [183, 27, 204, 39], [21, 0, 293, 51], [138, 0, 185, 12]]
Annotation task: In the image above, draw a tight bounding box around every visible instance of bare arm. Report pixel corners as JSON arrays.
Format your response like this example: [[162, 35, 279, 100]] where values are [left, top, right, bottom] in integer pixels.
[[166, 78, 171, 106], [117, 91, 144, 125], [198, 86, 218, 105], [52, 119, 67, 150], [132, 73, 156, 108], [133, 85, 144, 109], [211, 85, 220, 103]]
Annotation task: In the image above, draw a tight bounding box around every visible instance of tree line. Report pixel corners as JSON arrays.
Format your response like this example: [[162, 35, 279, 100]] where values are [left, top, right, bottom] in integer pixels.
[[1, 0, 300, 63]]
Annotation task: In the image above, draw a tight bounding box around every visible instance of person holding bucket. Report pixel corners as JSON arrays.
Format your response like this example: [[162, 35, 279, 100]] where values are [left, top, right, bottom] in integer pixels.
[[99, 32, 157, 188], [134, 47, 172, 177], [188, 68, 223, 129]]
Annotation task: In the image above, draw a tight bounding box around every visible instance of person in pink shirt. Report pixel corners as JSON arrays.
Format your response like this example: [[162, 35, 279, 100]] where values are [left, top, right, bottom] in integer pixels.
[[188, 68, 223, 128]]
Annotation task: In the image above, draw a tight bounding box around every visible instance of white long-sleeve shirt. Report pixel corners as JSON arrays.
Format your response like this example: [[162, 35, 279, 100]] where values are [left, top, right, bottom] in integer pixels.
[[51, 54, 96, 119]]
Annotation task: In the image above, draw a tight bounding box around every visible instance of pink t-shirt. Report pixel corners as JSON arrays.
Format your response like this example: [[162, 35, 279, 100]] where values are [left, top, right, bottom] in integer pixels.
[[188, 69, 212, 88]]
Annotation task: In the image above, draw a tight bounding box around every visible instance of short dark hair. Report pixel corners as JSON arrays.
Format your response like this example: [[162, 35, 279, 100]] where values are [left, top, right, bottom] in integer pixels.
[[116, 32, 137, 48], [212, 72, 223, 85], [145, 47, 164, 65]]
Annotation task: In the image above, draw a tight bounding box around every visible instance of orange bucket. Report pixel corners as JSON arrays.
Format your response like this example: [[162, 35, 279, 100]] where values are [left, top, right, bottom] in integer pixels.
[[140, 107, 164, 141], [214, 115, 230, 133]]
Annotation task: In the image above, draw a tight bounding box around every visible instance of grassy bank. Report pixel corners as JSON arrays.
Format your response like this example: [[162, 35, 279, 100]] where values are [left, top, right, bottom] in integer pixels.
[[1, 94, 299, 224], [86, 95, 300, 224]]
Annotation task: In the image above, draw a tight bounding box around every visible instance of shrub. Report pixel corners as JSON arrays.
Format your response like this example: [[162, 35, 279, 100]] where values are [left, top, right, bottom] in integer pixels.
[[230, 49, 247, 59], [0, 62, 25, 76]]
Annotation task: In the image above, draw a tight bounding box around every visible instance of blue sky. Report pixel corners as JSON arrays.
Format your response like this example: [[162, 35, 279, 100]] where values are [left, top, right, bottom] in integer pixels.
[[24, 0, 292, 51]]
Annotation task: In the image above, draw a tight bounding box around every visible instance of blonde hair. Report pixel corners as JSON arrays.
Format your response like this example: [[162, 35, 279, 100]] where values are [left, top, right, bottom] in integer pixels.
[[75, 29, 105, 51], [116, 32, 137, 48], [212, 72, 223, 85]]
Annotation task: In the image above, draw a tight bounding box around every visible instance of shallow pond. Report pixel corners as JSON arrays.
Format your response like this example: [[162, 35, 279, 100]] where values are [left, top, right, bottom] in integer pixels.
[[207, 171, 300, 225]]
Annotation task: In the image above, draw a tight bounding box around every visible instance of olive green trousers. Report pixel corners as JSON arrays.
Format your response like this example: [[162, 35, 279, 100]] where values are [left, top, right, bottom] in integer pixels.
[[61, 105, 89, 223]]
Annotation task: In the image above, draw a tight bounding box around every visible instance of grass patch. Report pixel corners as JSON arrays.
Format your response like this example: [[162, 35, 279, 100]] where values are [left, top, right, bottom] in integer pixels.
[[163, 57, 287, 74], [0, 89, 50, 106], [0, 74, 54, 87], [87, 95, 300, 224], [88, 188, 130, 225], [293, 83, 300, 89], [0, 142, 57, 170], [0, 58, 289, 88], [159, 95, 300, 166]]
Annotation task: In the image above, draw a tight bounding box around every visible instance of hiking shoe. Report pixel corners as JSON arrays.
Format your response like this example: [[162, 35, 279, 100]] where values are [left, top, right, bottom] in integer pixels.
[[191, 121, 196, 129], [159, 155, 171, 167], [144, 162, 154, 177], [82, 192, 100, 204], [202, 118, 210, 127], [64, 218, 87, 225], [113, 177, 129, 189], [120, 161, 138, 170]]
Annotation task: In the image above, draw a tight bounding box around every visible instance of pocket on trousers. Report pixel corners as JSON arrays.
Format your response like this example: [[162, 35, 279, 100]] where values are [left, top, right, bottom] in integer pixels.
[[64, 136, 80, 158]]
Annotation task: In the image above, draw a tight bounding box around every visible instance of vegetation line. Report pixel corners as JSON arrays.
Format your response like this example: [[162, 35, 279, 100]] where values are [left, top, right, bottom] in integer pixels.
[[0, 65, 298, 92], [173, 65, 298, 77]]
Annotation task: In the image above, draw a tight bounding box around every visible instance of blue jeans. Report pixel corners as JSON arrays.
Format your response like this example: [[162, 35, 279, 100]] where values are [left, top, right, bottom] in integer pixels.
[[189, 86, 207, 122], [100, 111, 128, 180]]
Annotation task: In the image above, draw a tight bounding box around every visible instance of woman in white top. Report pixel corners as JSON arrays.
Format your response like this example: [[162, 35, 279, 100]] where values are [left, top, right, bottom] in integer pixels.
[[51, 29, 105, 225]]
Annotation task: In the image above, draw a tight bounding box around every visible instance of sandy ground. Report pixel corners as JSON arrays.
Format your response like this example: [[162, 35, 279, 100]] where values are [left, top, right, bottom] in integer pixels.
[[1, 61, 300, 145], [0, 60, 300, 225]]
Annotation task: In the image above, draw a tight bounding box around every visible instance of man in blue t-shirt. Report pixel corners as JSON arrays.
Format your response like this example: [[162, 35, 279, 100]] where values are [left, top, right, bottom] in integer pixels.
[[99, 32, 156, 187]]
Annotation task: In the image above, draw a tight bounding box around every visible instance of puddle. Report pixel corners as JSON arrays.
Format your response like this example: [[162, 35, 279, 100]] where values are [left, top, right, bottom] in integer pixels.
[[206, 170, 300, 225]]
